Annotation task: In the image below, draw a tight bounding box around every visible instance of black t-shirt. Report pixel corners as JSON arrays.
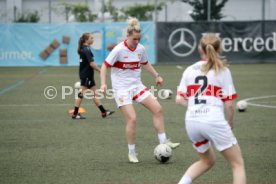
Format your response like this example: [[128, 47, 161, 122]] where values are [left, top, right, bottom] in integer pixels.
[[79, 46, 94, 79]]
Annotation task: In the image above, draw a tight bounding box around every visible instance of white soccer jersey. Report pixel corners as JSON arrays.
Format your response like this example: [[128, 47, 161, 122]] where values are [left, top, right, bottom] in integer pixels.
[[177, 60, 237, 123], [104, 41, 148, 90]]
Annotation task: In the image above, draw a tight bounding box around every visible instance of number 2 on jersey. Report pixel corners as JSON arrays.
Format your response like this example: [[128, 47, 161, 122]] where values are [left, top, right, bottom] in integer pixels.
[[194, 76, 207, 104]]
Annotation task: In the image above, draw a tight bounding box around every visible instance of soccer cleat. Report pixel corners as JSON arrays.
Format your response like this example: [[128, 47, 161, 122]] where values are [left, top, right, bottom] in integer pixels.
[[165, 139, 180, 149], [72, 113, 86, 119], [128, 152, 139, 163], [102, 110, 115, 118]]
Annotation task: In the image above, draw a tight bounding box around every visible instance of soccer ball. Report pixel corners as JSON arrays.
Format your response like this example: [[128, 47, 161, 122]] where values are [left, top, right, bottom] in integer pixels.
[[154, 144, 172, 163], [236, 100, 248, 112], [162, 89, 173, 99], [74, 81, 81, 89]]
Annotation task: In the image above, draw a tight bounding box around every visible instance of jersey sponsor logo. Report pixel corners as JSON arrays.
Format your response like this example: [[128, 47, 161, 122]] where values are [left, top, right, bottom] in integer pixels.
[[187, 84, 222, 97], [187, 84, 236, 101], [113, 61, 141, 69]]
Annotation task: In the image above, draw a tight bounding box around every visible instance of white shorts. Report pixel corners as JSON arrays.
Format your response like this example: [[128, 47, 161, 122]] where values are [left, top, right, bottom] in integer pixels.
[[113, 84, 152, 107], [185, 121, 237, 153]]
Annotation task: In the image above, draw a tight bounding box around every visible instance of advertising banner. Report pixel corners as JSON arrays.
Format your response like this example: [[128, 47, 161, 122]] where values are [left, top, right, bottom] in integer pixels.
[[157, 21, 276, 63], [0, 22, 155, 66]]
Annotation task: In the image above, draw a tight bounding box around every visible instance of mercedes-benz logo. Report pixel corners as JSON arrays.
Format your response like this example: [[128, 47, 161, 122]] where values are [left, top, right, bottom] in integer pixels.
[[168, 28, 197, 57]]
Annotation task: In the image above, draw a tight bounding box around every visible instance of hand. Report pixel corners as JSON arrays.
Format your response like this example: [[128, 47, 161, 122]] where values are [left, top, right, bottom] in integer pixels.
[[155, 76, 163, 87], [100, 84, 107, 94]]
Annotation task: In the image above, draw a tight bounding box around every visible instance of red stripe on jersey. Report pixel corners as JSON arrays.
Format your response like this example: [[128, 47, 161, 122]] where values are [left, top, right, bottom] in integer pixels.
[[104, 61, 112, 67], [141, 61, 148, 65], [113, 61, 141, 69], [187, 84, 237, 101], [202, 85, 223, 97], [132, 88, 149, 100], [194, 139, 209, 147], [187, 85, 201, 97]]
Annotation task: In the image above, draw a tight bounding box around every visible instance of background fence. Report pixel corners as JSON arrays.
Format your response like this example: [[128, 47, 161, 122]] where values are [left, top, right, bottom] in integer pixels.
[[0, 21, 275, 66]]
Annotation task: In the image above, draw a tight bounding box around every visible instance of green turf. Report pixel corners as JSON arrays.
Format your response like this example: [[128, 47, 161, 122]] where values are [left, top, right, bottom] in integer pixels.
[[0, 64, 276, 184]]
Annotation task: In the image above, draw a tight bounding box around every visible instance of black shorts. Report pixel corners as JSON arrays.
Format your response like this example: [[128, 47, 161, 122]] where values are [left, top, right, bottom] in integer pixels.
[[80, 77, 96, 88]]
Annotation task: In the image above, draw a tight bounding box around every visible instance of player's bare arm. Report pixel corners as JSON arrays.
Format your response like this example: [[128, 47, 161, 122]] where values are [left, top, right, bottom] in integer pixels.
[[142, 62, 163, 86], [175, 95, 188, 107], [225, 100, 235, 129], [90, 61, 101, 72], [100, 64, 108, 93]]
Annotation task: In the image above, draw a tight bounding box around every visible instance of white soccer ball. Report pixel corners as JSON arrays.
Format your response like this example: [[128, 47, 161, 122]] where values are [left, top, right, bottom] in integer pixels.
[[162, 89, 173, 99], [154, 144, 172, 163], [236, 100, 248, 112], [74, 81, 81, 89]]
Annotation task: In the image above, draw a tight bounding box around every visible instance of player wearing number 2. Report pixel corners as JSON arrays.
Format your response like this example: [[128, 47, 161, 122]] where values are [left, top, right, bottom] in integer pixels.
[[176, 33, 246, 184]]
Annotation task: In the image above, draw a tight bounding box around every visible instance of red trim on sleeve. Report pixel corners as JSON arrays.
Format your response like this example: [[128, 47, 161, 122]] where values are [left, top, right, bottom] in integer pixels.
[[133, 88, 149, 101], [194, 139, 209, 147], [177, 91, 188, 100], [177, 91, 185, 97], [104, 61, 112, 67], [141, 61, 148, 65], [222, 93, 238, 102]]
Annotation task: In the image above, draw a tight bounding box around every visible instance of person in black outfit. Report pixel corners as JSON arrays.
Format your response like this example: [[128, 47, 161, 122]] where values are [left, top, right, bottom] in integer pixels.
[[72, 32, 114, 119]]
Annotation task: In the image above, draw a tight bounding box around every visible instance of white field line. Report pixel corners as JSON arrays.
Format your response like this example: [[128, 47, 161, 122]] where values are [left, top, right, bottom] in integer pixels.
[[243, 95, 276, 109]]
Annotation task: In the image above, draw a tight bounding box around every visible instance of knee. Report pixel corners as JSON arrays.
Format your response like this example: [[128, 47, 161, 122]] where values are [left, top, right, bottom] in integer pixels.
[[126, 119, 136, 132], [153, 105, 163, 116], [201, 156, 216, 168], [230, 157, 245, 170], [126, 115, 136, 125], [206, 159, 216, 168]]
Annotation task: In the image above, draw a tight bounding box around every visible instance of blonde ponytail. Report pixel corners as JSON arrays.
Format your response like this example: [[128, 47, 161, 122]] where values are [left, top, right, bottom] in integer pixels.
[[126, 17, 141, 35], [200, 33, 226, 75]]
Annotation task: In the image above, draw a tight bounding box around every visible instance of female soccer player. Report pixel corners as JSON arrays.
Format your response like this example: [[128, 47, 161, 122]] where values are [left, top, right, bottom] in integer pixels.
[[100, 17, 180, 163], [72, 32, 114, 119], [176, 33, 246, 184]]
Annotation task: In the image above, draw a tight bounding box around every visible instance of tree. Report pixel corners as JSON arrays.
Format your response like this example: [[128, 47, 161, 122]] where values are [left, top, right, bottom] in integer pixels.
[[105, 0, 124, 21], [70, 4, 97, 22], [104, 0, 167, 22], [14, 11, 40, 23], [181, 0, 228, 21], [57, 2, 97, 22], [121, 2, 165, 21]]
